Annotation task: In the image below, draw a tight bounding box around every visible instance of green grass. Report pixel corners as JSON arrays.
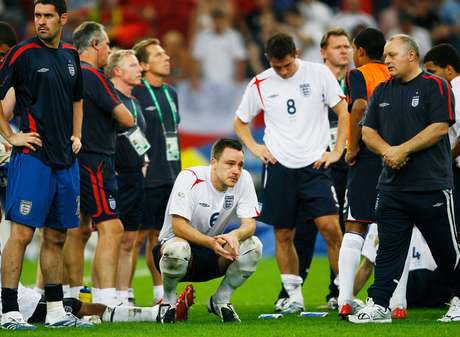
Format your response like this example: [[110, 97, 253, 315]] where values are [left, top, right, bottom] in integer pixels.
[[8, 257, 458, 336]]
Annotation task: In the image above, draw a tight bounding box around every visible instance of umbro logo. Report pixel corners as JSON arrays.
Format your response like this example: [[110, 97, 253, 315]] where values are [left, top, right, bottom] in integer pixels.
[[37, 68, 49, 73], [199, 202, 210, 208], [268, 94, 279, 98], [379, 102, 390, 107], [433, 202, 444, 207], [145, 106, 157, 111]]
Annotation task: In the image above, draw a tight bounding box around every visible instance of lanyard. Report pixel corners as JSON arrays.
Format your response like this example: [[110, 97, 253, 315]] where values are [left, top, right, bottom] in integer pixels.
[[339, 78, 345, 93], [129, 98, 138, 123], [142, 79, 177, 131]]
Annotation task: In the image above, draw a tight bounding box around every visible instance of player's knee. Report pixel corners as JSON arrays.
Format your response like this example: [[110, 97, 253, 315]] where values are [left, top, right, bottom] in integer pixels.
[[43, 228, 67, 247], [275, 229, 294, 245], [159, 240, 191, 278], [224, 237, 263, 287], [320, 223, 342, 245]]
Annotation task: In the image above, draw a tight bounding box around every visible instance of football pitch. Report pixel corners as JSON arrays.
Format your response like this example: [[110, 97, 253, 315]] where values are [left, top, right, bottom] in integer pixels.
[[9, 257, 458, 336]]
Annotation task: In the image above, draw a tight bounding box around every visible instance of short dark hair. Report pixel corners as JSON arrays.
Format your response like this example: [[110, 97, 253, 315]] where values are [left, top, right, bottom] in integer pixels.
[[353, 28, 386, 60], [265, 33, 296, 60], [211, 139, 243, 160], [424, 43, 460, 73], [0, 22, 17, 47], [133, 38, 160, 64], [320, 28, 349, 48], [73, 21, 106, 53], [34, 0, 67, 15]]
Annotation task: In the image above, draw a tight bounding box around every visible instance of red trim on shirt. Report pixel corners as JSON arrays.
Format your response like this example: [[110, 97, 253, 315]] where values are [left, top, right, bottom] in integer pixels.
[[82, 65, 120, 104], [422, 75, 444, 96], [7, 42, 42, 68], [447, 82, 454, 121], [251, 76, 267, 107], [62, 43, 76, 50], [22, 111, 38, 154], [255, 207, 260, 217], [186, 169, 205, 189]]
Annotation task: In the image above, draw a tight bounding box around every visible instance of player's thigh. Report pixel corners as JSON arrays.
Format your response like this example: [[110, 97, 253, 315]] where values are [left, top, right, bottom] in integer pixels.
[[412, 189, 460, 272], [298, 165, 338, 221], [345, 155, 381, 224], [259, 162, 298, 229], [79, 152, 119, 225], [5, 153, 54, 228], [117, 171, 144, 232]]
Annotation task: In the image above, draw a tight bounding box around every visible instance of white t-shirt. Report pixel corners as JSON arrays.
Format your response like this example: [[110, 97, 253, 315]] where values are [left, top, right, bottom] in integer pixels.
[[449, 76, 460, 167], [362, 224, 437, 271], [159, 166, 259, 242], [236, 60, 344, 168], [192, 28, 246, 84]]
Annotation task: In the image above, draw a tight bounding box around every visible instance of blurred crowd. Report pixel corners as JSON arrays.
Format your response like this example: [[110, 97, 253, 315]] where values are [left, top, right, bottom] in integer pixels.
[[1, 0, 460, 87]]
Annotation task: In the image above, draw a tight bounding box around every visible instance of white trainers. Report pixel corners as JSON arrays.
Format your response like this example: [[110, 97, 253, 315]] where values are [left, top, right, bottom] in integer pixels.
[[438, 296, 460, 322], [280, 298, 304, 314], [45, 312, 94, 328], [348, 298, 392, 324], [1, 311, 36, 330], [208, 296, 241, 323], [274, 298, 289, 313]]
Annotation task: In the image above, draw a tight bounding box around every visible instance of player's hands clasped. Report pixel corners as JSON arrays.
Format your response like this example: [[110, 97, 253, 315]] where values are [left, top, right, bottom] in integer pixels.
[[211, 234, 240, 261], [251, 144, 277, 165], [314, 150, 341, 169], [71, 135, 82, 154], [383, 145, 409, 170], [8, 131, 42, 151]]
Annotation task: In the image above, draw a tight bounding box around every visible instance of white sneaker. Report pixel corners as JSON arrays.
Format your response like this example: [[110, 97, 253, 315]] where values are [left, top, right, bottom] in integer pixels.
[[438, 297, 460, 322], [348, 298, 392, 324], [274, 298, 289, 313], [208, 296, 241, 323], [45, 312, 94, 328], [1, 311, 36, 330], [280, 298, 304, 314], [327, 297, 338, 310]]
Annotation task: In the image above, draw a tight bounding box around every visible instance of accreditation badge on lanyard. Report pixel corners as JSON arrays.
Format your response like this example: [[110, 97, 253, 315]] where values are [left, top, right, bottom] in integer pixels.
[[142, 79, 180, 162], [124, 98, 151, 156], [164, 130, 179, 161], [126, 126, 151, 156]]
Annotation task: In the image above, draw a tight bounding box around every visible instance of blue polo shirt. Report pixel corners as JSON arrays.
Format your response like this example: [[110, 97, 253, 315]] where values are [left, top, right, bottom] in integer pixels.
[[363, 71, 455, 191], [0, 37, 83, 168]]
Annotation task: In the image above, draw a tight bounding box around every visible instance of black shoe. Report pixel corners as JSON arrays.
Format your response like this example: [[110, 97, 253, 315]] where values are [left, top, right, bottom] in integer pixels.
[[207, 296, 241, 323], [156, 304, 176, 323]]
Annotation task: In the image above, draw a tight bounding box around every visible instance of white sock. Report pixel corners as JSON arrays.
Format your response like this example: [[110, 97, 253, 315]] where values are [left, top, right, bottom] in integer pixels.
[[153, 285, 164, 303], [281, 274, 303, 305], [98, 288, 118, 306], [117, 290, 129, 302], [45, 301, 67, 323], [68, 286, 81, 300], [62, 284, 70, 298], [128, 288, 134, 299], [338, 232, 364, 306], [389, 250, 410, 310], [33, 287, 44, 295], [102, 305, 158, 322], [92, 288, 100, 303]]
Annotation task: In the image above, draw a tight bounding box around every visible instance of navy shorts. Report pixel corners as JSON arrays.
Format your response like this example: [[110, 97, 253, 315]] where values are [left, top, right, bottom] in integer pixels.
[[141, 184, 173, 231], [79, 152, 118, 224], [345, 151, 382, 223], [260, 162, 338, 229], [153, 242, 224, 282], [116, 170, 144, 231], [5, 153, 80, 229], [0, 162, 8, 210]]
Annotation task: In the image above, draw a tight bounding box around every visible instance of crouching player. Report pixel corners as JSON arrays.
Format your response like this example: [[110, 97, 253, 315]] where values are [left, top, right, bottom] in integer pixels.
[[153, 139, 263, 323]]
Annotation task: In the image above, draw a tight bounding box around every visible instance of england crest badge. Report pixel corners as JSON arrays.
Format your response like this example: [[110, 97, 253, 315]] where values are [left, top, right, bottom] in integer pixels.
[[223, 195, 234, 210], [299, 83, 311, 97], [411, 95, 419, 107], [19, 200, 32, 216], [68, 61, 75, 77]]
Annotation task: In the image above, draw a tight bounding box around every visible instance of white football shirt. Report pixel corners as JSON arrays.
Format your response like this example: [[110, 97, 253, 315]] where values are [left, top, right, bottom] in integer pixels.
[[236, 59, 344, 168], [159, 166, 259, 242]]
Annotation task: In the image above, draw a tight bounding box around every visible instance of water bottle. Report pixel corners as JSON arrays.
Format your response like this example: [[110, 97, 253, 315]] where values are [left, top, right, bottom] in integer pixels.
[[79, 286, 92, 303]]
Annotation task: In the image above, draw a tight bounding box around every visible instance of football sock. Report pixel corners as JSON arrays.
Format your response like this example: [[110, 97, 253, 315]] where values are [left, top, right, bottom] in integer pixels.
[[338, 232, 364, 306], [281, 274, 303, 305]]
